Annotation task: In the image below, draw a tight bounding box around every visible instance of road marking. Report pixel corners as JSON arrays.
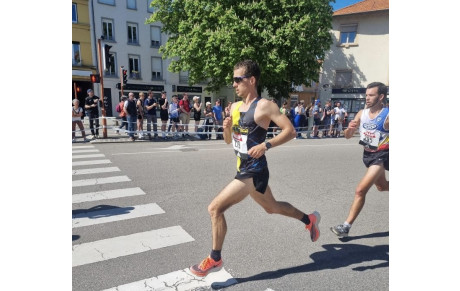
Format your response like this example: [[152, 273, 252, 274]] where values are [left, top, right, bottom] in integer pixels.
[[72, 154, 106, 159], [111, 142, 358, 156], [72, 145, 95, 149], [72, 175, 131, 187], [72, 149, 99, 154], [72, 159, 111, 166], [72, 226, 194, 267], [72, 203, 165, 228], [72, 187, 145, 204], [72, 167, 120, 175], [100, 267, 236, 291], [163, 145, 188, 150]]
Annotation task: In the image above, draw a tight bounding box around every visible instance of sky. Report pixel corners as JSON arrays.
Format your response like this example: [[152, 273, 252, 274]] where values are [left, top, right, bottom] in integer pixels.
[[330, 0, 364, 11]]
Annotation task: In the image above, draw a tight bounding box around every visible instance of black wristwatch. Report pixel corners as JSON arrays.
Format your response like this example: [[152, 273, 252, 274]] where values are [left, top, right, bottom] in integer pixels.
[[265, 142, 272, 151]]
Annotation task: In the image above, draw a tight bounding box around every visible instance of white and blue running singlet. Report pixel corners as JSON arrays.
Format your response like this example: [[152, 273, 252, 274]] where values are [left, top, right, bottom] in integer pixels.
[[358, 107, 389, 152]]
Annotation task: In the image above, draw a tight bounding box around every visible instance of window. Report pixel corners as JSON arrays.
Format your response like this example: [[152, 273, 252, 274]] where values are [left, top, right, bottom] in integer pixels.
[[72, 3, 78, 23], [147, 0, 155, 12], [98, 0, 115, 5], [334, 70, 353, 88], [150, 26, 161, 47], [127, 0, 136, 9], [102, 19, 115, 41], [151, 57, 162, 80], [339, 24, 357, 44], [127, 23, 138, 44], [105, 53, 116, 76], [72, 42, 81, 66], [129, 55, 141, 79], [179, 71, 189, 83]]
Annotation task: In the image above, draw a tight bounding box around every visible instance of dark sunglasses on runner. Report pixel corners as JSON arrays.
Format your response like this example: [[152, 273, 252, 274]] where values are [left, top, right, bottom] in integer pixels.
[[233, 76, 250, 83]]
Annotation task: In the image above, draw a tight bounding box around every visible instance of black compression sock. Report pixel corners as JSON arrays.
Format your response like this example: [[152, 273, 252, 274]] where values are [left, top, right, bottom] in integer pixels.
[[300, 214, 311, 225], [210, 250, 221, 262]]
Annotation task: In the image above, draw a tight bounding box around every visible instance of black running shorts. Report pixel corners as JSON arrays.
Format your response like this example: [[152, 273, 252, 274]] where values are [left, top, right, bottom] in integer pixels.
[[235, 167, 269, 194], [363, 150, 389, 171]]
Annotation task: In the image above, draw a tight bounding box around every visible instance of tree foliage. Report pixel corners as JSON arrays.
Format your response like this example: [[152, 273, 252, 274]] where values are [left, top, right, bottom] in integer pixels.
[[147, 0, 333, 99]]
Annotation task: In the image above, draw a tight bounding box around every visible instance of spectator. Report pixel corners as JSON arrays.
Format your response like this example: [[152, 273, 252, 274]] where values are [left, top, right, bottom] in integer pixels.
[[212, 100, 223, 139], [334, 101, 348, 137], [294, 101, 305, 138], [84, 89, 100, 139], [312, 99, 322, 138], [158, 91, 169, 140], [116, 96, 128, 134], [280, 101, 289, 116], [322, 100, 333, 138], [179, 93, 191, 137], [144, 90, 158, 139], [124, 92, 137, 141], [289, 102, 297, 126], [72, 99, 89, 143], [169, 95, 181, 139], [203, 102, 214, 140], [224, 101, 233, 118], [136, 92, 146, 139], [192, 96, 202, 137]]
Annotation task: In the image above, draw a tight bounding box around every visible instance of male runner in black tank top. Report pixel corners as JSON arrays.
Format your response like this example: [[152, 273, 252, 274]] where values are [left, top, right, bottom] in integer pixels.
[[190, 59, 322, 277]]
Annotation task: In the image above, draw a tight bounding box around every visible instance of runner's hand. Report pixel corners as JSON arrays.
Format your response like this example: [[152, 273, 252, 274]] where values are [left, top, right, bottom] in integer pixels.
[[223, 117, 232, 129]]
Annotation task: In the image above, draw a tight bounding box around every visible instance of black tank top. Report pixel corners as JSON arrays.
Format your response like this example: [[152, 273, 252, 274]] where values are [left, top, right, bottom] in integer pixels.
[[231, 97, 267, 173]]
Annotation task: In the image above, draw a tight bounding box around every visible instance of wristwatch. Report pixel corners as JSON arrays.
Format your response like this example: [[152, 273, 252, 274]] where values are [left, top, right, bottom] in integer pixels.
[[265, 142, 272, 151]]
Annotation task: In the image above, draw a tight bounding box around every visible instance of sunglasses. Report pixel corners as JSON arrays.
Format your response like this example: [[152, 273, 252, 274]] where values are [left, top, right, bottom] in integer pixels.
[[233, 75, 250, 84]]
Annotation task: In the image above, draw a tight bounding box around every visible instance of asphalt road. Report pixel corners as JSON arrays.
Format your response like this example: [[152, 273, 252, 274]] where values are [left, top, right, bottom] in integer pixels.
[[72, 136, 389, 291]]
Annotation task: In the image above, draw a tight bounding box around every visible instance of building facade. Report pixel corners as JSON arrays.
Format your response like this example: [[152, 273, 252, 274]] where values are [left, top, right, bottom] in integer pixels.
[[87, 0, 235, 117], [72, 0, 97, 108], [319, 0, 389, 121]]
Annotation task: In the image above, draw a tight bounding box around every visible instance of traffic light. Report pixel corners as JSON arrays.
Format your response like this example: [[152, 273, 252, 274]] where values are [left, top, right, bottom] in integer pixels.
[[122, 69, 128, 84], [104, 44, 113, 70], [90, 74, 100, 83]]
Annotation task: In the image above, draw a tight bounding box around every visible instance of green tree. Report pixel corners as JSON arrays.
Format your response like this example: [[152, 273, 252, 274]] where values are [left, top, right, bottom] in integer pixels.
[[147, 0, 333, 99]]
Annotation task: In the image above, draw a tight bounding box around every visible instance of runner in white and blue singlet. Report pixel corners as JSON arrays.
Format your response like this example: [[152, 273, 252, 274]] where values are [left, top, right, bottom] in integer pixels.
[[331, 82, 389, 238]]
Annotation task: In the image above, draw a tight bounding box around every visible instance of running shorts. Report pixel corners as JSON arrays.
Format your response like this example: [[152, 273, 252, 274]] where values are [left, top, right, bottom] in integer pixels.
[[363, 149, 389, 171], [235, 167, 269, 194]]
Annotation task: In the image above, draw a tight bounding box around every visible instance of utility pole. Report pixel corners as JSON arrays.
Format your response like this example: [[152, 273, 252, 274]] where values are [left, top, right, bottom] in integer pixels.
[[73, 82, 78, 99], [97, 38, 108, 138], [120, 66, 124, 97]]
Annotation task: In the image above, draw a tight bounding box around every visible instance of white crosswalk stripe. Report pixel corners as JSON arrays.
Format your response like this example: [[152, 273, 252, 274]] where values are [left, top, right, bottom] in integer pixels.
[[72, 203, 165, 228], [72, 153, 106, 159], [101, 268, 237, 291], [72, 149, 100, 154], [72, 187, 145, 203], [72, 175, 131, 187], [73, 159, 111, 166], [72, 226, 195, 267], [72, 145, 96, 149], [72, 167, 120, 175]]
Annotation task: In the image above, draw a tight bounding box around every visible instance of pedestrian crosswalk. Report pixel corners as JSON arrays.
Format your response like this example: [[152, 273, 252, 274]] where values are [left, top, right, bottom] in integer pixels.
[[72, 144, 235, 291]]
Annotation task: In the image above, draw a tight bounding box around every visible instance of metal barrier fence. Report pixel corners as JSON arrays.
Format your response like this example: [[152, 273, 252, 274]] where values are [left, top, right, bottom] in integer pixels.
[[72, 116, 350, 139]]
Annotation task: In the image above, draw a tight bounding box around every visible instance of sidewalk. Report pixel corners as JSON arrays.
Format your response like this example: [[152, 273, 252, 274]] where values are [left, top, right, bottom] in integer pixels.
[[72, 116, 356, 144], [73, 117, 219, 144]]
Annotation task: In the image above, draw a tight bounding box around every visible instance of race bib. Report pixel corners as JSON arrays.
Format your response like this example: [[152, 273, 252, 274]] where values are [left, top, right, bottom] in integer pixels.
[[233, 132, 248, 158], [359, 130, 380, 150]]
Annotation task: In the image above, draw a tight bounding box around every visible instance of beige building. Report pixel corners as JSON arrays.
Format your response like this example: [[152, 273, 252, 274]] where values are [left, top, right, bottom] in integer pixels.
[[319, 0, 389, 120]]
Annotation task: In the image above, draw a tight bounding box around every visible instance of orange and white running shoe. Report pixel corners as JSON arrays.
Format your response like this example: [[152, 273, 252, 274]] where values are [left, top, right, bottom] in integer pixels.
[[305, 211, 321, 242], [190, 256, 223, 277]]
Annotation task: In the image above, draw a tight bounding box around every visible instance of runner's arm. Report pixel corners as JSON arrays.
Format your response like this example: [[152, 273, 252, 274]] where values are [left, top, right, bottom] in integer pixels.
[[344, 110, 362, 139]]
